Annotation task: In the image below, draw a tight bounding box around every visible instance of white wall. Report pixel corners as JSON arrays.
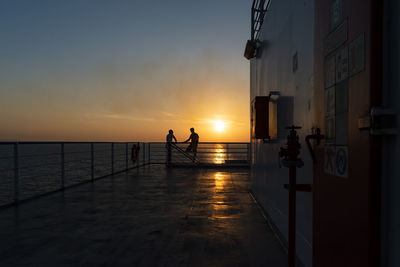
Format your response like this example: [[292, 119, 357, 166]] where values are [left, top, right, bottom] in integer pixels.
[[382, 0, 400, 266], [250, 1, 314, 266]]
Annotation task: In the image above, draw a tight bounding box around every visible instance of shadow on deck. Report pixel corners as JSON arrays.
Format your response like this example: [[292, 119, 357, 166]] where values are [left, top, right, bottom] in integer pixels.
[[0, 165, 287, 266]]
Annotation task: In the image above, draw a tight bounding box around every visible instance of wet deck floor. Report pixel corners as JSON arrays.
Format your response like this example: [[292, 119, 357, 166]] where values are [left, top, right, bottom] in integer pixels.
[[0, 165, 287, 266]]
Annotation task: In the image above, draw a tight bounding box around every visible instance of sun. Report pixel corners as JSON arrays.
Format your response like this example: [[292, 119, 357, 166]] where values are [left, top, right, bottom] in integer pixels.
[[214, 120, 225, 132]]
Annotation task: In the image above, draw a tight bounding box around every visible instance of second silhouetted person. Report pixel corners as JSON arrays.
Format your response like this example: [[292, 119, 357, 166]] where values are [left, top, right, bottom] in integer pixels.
[[184, 128, 199, 159]]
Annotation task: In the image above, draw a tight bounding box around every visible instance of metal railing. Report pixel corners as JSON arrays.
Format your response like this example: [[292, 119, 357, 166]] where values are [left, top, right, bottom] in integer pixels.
[[0, 142, 148, 208], [251, 0, 271, 41], [0, 142, 250, 208], [147, 142, 250, 166]]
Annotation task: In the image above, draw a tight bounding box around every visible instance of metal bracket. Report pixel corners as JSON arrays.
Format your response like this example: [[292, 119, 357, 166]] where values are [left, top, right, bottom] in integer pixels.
[[370, 107, 397, 135], [305, 128, 324, 164], [268, 91, 280, 98]]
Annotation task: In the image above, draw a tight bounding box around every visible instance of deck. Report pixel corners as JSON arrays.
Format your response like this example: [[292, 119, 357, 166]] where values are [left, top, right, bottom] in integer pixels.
[[0, 165, 287, 266]]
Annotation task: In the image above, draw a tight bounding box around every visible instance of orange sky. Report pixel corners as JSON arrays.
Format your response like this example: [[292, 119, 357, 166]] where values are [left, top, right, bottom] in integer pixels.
[[0, 1, 250, 142], [1, 53, 250, 142]]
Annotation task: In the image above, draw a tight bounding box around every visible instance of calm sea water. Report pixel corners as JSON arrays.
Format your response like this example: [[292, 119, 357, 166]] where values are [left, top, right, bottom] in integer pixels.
[[0, 143, 248, 207]]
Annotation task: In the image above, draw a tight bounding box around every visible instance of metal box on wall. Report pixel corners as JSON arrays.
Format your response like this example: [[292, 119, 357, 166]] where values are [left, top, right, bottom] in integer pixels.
[[251, 96, 277, 140]]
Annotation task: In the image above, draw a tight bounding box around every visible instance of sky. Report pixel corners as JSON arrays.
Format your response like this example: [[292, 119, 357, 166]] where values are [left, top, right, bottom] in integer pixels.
[[0, 0, 251, 142]]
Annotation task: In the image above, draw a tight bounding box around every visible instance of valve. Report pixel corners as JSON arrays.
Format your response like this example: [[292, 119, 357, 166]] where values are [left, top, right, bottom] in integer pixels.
[[279, 125, 304, 168], [305, 127, 324, 164], [278, 125, 305, 267]]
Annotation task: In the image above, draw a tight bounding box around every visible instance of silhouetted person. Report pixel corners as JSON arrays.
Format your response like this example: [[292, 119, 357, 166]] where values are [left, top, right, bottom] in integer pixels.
[[131, 142, 140, 164], [166, 129, 177, 165], [184, 128, 199, 159]]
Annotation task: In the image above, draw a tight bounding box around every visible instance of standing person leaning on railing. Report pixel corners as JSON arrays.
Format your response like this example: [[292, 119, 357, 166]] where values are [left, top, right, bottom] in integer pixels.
[[166, 130, 177, 165], [184, 128, 199, 160]]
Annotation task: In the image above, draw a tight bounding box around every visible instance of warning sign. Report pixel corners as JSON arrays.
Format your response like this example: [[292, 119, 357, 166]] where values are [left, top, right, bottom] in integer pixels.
[[336, 47, 349, 83], [325, 56, 336, 88], [349, 33, 365, 76], [324, 145, 348, 178], [324, 86, 335, 117], [324, 146, 336, 175], [335, 146, 348, 178]]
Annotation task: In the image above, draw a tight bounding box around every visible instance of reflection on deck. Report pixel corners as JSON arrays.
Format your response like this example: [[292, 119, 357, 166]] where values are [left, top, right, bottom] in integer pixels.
[[214, 172, 226, 188], [0, 165, 287, 266], [167, 143, 250, 167], [212, 172, 232, 220]]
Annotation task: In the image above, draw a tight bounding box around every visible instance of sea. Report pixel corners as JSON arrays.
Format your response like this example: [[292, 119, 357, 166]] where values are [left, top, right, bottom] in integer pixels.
[[0, 142, 249, 207]]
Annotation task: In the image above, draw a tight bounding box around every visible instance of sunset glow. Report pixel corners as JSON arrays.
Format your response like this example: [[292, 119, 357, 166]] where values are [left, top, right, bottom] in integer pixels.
[[0, 1, 250, 142], [214, 120, 226, 132]]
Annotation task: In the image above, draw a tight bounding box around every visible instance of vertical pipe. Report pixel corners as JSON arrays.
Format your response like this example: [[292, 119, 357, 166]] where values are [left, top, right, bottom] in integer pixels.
[[111, 143, 114, 175], [91, 143, 94, 181], [125, 143, 128, 170], [13, 143, 19, 204], [61, 143, 65, 189], [288, 166, 296, 267]]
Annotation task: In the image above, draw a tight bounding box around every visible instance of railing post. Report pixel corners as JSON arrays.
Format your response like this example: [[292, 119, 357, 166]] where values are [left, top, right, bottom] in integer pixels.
[[61, 143, 65, 189], [247, 143, 251, 165], [91, 143, 94, 181], [251, 142, 253, 164], [142, 143, 145, 166], [125, 143, 128, 170], [226, 143, 229, 162], [137, 142, 140, 168], [148, 143, 151, 164], [111, 143, 114, 175], [13, 143, 19, 204]]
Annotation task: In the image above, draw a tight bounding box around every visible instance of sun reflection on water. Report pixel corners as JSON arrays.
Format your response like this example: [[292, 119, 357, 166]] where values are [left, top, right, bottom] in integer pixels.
[[213, 145, 226, 164]]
